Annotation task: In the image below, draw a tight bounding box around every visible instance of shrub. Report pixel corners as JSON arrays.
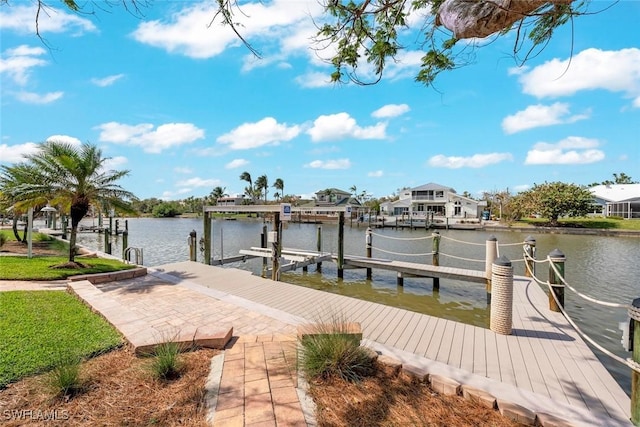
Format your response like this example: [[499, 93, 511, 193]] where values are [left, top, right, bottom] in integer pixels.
[[0, 233, 6, 248], [298, 323, 375, 383]]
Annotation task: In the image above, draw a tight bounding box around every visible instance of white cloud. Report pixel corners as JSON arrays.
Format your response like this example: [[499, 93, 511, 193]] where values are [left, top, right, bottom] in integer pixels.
[[0, 5, 96, 35], [225, 158, 249, 169], [305, 159, 351, 169], [372, 104, 410, 119], [176, 177, 219, 188], [517, 48, 640, 104], [368, 170, 384, 177], [102, 156, 128, 170], [502, 102, 590, 134], [96, 122, 205, 153], [0, 45, 47, 85], [217, 117, 300, 150], [525, 136, 605, 165], [307, 113, 386, 142], [0, 142, 39, 163], [15, 91, 63, 104], [45, 135, 82, 146], [91, 74, 125, 87], [295, 71, 335, 88], [131, 0, 323, 59], [427, 153, 513, 169], [174, 167, 193, 174]]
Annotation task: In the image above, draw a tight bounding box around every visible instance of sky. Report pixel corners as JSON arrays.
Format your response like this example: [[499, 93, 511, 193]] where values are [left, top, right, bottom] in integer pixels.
[[1, 0, 639, 202]]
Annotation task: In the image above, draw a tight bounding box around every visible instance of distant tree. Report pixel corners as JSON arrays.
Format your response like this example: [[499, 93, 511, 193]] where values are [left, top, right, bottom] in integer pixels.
[[209, 186, 228, 204], [152, 201, 183, 218], [513, 182, 593, 226], [239, 171, 255, 202], [589, 172, 637, 187], [0, 141, 136, 265], [255, 174, 269, 203], [273, 178, 284, 200]]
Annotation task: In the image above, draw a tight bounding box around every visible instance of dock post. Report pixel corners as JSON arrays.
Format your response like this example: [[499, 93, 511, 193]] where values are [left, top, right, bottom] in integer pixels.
[[109, 215, 113, 235], [485, 236, 498, 304], [189, 230, 197, 262], [490, 255, 513, 335], [629, 299, 640, 425], [272, 212, 281, 281], [397, 272, 404, 286], [261, 225, 268, 276], [103, 229, 111, 255], [115, 219, 119, 236], [122, 229, 128, 260], [316, 226, 322, 272], [338, 212, 345, 278], [524, 236, 536, 277], [366, 227, 372, 280], [548, 249, 566, 312], [203, 211, 212, 265], [432, 231, 440, 290]]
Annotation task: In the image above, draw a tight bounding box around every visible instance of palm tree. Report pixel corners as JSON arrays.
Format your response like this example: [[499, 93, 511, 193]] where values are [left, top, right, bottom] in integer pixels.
[[0, 141, 137, 266], [254, 174, 268, 203], [209, 186, 227, 204], [273, 178, 284, 200], [239, 171, 253, 202]]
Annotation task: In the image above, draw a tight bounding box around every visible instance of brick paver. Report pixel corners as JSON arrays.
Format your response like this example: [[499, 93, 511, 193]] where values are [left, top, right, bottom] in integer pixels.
[[213, 336, 309, 427]]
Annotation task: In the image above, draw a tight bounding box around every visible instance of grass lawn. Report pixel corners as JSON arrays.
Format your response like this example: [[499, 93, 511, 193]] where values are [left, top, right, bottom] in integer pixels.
[[0, 256, 136, 280], [0, 290, 123, 388], [516, 217, 640, 230]]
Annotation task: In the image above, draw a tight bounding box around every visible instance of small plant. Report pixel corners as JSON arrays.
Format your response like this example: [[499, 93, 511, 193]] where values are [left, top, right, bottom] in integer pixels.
[[46, 353, 84, 398], [147, 341, 184, 381], [0, 233, 6, 248], [298, 321, 375, 383]]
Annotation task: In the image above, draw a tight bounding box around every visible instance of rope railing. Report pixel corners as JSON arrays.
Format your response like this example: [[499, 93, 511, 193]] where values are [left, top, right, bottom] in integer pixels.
[[370, 231, 434, 241], [439, 252, 485, 263], [440, 235, 486, 246], [523, 259, 640, 373], [371, 246, 434, 257]]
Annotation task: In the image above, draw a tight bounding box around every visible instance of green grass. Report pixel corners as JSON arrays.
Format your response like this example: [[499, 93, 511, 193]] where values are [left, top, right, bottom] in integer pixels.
[[0, 290, 122, 388], [0, 256, 136, 280], [517, 217, 640, 230]]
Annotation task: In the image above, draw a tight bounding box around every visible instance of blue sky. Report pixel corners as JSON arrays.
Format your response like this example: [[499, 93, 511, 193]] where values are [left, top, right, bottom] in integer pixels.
[[1, 1, 639, 201]]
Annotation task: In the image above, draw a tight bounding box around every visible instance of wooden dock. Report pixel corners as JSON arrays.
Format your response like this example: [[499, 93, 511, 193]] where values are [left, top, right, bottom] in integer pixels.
[[153, 261, 631, 427]]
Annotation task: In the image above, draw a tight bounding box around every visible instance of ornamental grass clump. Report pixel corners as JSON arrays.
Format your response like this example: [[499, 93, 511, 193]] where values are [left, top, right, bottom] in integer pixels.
[[46, 353, 84, 398], [298, 322, 375, 383], [146, 341, 185, 381]]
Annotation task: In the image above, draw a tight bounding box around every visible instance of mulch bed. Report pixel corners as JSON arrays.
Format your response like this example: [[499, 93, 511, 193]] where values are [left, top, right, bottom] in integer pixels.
[[1, 348, 216, 426]]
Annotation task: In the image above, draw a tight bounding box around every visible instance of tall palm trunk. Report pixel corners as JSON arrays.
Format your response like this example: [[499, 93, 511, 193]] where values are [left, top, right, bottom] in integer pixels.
[[68, 197, 90, 263]]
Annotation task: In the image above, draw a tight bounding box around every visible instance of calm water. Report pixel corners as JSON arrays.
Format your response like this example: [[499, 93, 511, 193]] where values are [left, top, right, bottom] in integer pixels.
[[75, 216, 640, 394]]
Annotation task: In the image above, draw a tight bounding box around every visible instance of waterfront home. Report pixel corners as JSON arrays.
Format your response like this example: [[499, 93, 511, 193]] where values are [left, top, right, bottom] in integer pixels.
[[313, 188, 360, 207], [590, 184, 640, 219], [380, 182, 484, 219], [216, 196, 246, 206]]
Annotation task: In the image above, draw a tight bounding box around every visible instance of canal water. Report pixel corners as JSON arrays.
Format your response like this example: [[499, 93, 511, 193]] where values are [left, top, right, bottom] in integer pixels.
[[75, 216, 640, 394]]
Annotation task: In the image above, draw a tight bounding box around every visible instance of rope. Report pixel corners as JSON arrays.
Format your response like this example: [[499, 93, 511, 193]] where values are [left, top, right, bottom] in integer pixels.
[[440, 235, 485, 246], [490, 263, 513, 335], [541, 271, 640, 374], [370, 231, 434, 241], [548, 257, 629, 309], [371, 246, 434, 257], [439, 252, 485, 263], [499, 241, 525, 247]]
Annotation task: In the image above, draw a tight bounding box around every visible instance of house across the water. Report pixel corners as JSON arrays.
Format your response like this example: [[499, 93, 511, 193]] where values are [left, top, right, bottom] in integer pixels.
[[380, 183, 485, 220], [590, 184, 640, 219]]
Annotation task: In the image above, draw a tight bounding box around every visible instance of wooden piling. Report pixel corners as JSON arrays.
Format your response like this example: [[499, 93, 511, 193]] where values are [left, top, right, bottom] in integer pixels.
[[203, 212, 212, 265], [629, 299, 640, 425], [189, 230, 197, 262], [122, 229, 128, 259], [548, 249, 566, 312], [316, 226, 322, 272], [366, 227, 372, 280], [104, 228, 111, 254], [272, 213, 281, 281], [490, 255, 513, 335], [432, 231, 440, 290], [524, 235, 536, 278], [262, 224, 268, 276], [338, 211, 345, 279]]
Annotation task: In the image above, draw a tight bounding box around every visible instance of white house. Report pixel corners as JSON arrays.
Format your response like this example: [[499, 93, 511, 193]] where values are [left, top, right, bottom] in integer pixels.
[[590, 184, 640, 219], [380, 183, 483, 219]]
